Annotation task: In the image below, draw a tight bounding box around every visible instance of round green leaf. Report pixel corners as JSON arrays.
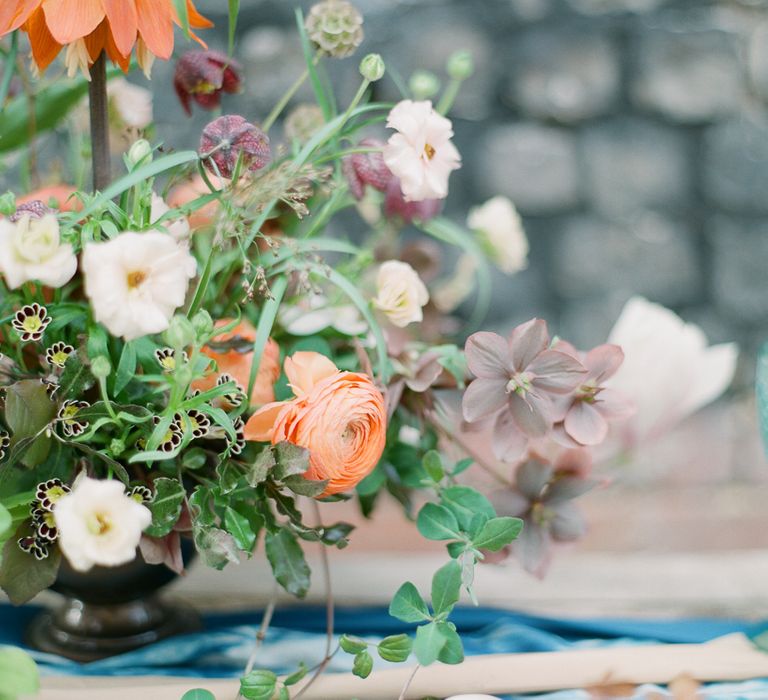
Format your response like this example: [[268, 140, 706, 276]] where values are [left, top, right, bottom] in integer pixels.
[[352, 650, 373, 679], [181, 690, 216, 700], [377, 633, 413, 663], [416, 503, 461, 541]]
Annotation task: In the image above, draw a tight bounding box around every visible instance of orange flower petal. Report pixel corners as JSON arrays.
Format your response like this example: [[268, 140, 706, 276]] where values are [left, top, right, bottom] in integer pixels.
[[186, 0, 213, 29], [101, 0, 137, 58], [284, 352, 339, 398], [244, 401, 289, 443], [0, 0, 40, 34], [42, 0, 105, 44], [25, 8, 62, 73], [134, 0, 174, 59]]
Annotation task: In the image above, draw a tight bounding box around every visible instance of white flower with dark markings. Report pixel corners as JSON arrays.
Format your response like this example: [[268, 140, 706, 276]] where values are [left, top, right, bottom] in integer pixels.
[[54, 476, 152, 572]]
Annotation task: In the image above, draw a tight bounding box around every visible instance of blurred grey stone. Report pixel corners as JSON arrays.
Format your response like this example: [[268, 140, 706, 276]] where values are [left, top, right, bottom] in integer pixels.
[[703, 114, 768, 212], [553, 213, 701, 305], [476, 124, 581, 214], [749, 21, 768, 100], [567, 0, 665, 14], [508, 0, 555, 20], [633, 29, 743, 122], [581, 119, 691, 216], [709, 216, 768, 322], [557, 294, 634, 348], [505, 29, 619, 122]]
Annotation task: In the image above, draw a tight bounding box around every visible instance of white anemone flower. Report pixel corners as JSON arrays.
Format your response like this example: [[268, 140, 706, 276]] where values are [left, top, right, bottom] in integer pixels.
[[108, 78, 153, 130], [605, 296, 738, 446], [150, 194, 191, 241], [383, 100, 461, 202], [54, 476, 152, 572], [467, 196, 529, 274], [82, 231, 197, 341], [372, 260, 429, 328], [279, 293, 367, 336], [0, 214, 77, 289]]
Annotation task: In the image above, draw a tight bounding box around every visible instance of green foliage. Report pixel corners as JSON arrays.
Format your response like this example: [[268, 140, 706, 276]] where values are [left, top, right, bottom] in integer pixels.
[[352, 650, 374, 679], [0, 506, 10, 539], [472, 517, 524, 552], [0, 526, 61, 605], [180, 690, 216, 700], [377, 634, 413, 663], [389, 582, 431, 623], [0, 646, 39, 700], [239, 670, 277, 700], [265, 528, 311, 598], [340, 634, 368, 654], [145, 478, 185, 538], [4, 380, 55, 468], [416, 503, 461, 541], [431, 561, 462, 616]]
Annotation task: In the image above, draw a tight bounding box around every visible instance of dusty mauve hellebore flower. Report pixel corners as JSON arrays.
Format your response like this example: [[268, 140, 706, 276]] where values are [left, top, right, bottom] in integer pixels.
[[54, 476, 152, 573], [174, 50, 242, 115], [383, 177, 442, 224], [462, 320, 586, 462], [383, 100, 461, 202], [199, 115, 271, 179]]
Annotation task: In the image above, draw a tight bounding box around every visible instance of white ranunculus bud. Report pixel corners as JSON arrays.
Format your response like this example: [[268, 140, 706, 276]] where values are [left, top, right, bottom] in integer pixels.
[[0, 214, 77, 289], [467, 196, 529, 275], [54, 476, 152, 572], [372, 260, 429, 328], [82, 231, 197, 342]]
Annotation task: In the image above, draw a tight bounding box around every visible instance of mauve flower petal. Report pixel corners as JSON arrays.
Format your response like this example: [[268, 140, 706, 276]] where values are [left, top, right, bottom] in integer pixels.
[[550, 503, 587, 542], [462, 378, 509, 422], [584, 343, 624, 382], [546, 475, 597, 505], [508, 319, 549, 371], [491, 411, 529, 462], [554, 448, 593, 477], [529, 350, 586, 393], [493, 489, 531, 517], [509, 392, 551, 437], [515, 459, 554, 500], [595, 388, 635, 420], [465, 331, 511, 379], [564, 401, 608, 446], [514, 521, 551, 578]]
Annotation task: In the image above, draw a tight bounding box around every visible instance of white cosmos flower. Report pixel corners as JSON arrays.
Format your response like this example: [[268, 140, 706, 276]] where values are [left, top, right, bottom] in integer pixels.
[[467, 196, 529, 274], [372, 260, 429, 327], [605, 296, 738, 447], [108, 78, 153, 130], [0, 214, 77, 289], [54, 476, 152, 572], [383, 100, 461, 202], [82, 231, 197, 341], [151, 194, 191, 241], [279, 293, 367, 336]]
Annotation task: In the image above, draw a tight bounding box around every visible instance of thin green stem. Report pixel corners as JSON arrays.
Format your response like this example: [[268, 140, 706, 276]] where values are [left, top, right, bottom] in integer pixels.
[[262, 66, 310, 133], [0, 33, 19, 107], [437, 78, 462, 115], [98, 376, 121, 426]]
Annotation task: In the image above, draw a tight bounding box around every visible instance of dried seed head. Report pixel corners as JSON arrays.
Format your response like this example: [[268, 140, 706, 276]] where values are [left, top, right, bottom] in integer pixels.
[[305, 0, 364, 59]]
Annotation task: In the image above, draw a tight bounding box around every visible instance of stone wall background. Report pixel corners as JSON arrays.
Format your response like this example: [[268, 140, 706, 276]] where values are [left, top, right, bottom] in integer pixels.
[[164, 0, 768, 393]]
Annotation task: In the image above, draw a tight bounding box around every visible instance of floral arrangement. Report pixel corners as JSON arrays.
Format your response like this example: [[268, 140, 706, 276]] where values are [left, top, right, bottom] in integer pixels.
[[0, 1, 739, 698]]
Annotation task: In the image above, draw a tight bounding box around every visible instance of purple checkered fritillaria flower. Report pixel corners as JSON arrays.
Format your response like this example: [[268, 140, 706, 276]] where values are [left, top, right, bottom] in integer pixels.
[[461, 319, 587, 462], [553, 342, 634, 447], [497, 451, 597, 578], [342, 138, 394, 200]]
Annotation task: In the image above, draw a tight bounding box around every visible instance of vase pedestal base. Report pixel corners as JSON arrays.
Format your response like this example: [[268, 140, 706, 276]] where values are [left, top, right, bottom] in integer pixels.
[[26, 596, 200, 662]]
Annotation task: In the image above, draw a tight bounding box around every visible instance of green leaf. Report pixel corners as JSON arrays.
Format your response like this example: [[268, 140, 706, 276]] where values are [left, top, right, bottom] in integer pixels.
[[283, 474, 328, 497], [321, 521, 354, 548], [273, 441, 311, 480], [217, 462, 244, 494], [416, 503, 461, 541], [340, 634, 368, 654], [248, 275, 288, 401], [389, 582, 430, 623], [193, 523, 239, 570], [114, 341, 137, 395], [431, 560, 462, 616], [173, 0, 190, 36], [248, 448, 275, 486], [284, 663, 308, 686], [228, 0, 241, 55], [59, 347, 94, 400], [224, 506, 256, 553], [4, 380, 56, 468], [295, 8, 334, 122], [435, 622, 464, 665], [0, 525, 61, 605], [377, 634, 413, 663], [432, 344, 468, 389], [0, 506, 11, 538], [239, 670, 277, 700], [413, 622, 446, 666], [451, 458, 474, 477], [265, 528, 311, 598], [422, 450, 444, 483], [440, 486, 495, 531], [0, 646, 39, 697], [145, 478, 185, 538], [180, 690, 216, 700], [472, 516, 524, 551], [352, 650, 373, 679]]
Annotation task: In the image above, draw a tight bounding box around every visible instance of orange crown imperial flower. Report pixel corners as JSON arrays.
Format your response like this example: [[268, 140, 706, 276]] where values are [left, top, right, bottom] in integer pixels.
[[244, 352, 387, 497], [0, 0, 213, 77]]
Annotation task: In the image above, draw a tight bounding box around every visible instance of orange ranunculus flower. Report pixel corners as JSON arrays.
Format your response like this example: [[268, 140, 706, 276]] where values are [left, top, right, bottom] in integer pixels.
[[0, 1, 212, 77], [167, 174, 223, 231], [192, 319, 281, 408], [244, 352, 387, 497]]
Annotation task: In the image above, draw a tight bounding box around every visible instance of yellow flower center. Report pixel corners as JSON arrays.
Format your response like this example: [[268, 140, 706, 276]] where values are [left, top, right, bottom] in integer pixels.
[[424, 143, 436, 160], [86, 511, 112, 536], [127, 270, 148, 289]]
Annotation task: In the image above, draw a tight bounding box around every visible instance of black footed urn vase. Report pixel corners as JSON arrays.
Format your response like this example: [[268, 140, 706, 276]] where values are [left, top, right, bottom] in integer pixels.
[[26, 542, 199, 662]]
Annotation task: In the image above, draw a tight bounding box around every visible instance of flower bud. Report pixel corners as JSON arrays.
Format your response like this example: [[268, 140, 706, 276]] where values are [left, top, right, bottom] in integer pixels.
[[109, 438, 126, 457], [127, 139, 153, 169], [174, 50, 243, 116], [0, 192, 16, 217], [174, 364, 193, 387], [359, 53, 385, 82], [342, 138, 392, 200], [164, 315, 196, 349], [305, 0, 364, 59], [191, 309, 214, 339], [91, 355, 112, 379], [447, 50, 474, 81], [409, 70, 441, 100], [199, 115, 271, 179]]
